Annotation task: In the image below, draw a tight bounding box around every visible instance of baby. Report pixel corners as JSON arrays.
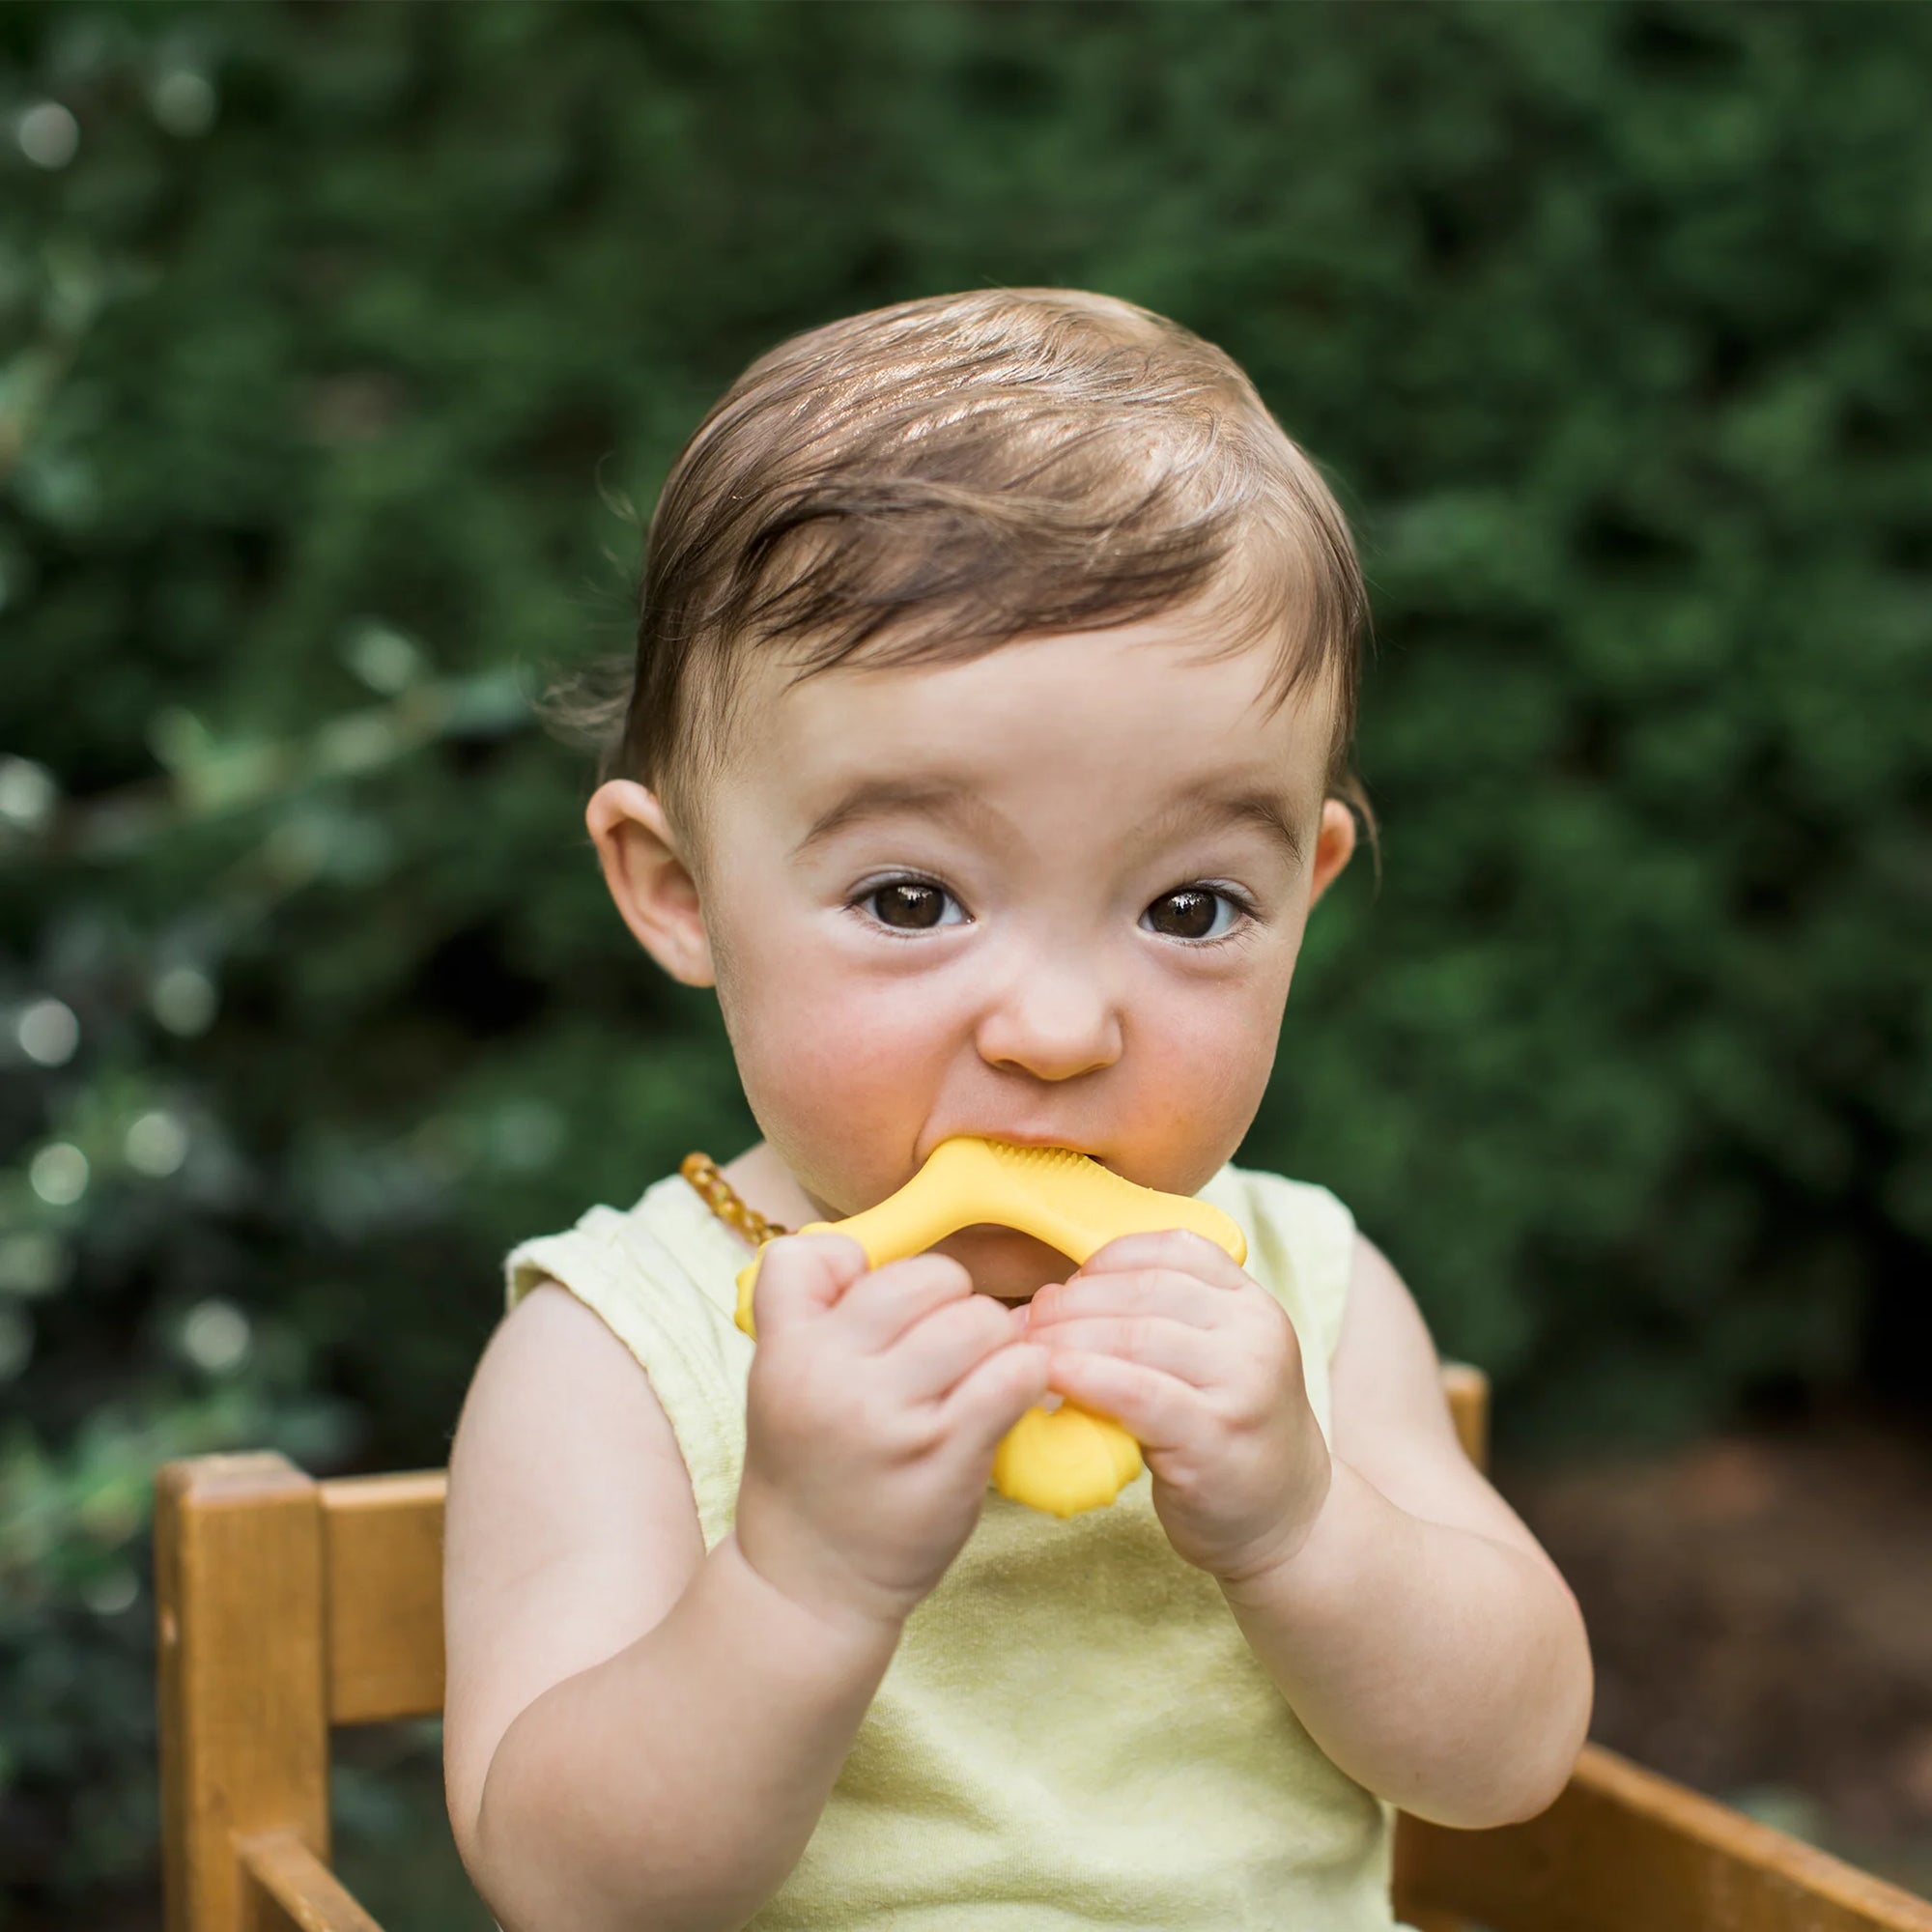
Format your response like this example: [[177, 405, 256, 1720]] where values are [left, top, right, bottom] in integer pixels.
[[441, 289, 1593, 1932]]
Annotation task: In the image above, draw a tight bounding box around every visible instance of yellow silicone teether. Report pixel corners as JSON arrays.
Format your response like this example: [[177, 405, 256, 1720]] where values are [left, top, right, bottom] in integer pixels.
[[734, 1137, 1247, 1518]]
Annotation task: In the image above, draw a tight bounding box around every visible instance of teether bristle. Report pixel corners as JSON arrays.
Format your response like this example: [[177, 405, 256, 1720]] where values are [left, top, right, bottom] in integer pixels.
[[967, 1138, 1247, 1274]]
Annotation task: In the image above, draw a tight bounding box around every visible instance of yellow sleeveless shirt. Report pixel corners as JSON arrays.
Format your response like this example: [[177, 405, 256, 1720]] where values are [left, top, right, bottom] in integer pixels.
[[504, 1161, 1401, 1930]]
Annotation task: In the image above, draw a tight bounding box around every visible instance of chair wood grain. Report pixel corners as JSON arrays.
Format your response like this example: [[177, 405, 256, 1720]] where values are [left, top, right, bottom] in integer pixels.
[[1398, 1740, 1932, 1932], [240, 1832, 384, 1932], [1441, 1360, 1488, 1471], [156, 1456, 331, 1932], [323, 1469, 445, 1725]]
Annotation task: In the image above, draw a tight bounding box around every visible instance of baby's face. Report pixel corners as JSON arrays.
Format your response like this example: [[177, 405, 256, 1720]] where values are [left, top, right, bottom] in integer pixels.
[[605, 611, 1354, 1302]]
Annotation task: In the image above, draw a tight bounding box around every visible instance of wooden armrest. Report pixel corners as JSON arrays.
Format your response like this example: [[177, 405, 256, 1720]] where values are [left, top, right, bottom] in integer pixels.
[[239, 1833, 385, 1932], [1398, 1742, 1932, 1932]]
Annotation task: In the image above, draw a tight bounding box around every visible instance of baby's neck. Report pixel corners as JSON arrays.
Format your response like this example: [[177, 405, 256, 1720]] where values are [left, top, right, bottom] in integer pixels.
[[719, 1141, 827, 1233]]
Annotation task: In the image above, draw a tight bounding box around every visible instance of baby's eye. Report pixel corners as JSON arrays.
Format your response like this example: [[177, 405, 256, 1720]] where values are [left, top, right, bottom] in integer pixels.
[[854, 878, 967, 932], [1141, 887, 1251, 944]]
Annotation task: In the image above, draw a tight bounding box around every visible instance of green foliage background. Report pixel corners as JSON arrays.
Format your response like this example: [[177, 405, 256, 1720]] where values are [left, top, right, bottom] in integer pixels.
[[4, 1, 1930, 1918]]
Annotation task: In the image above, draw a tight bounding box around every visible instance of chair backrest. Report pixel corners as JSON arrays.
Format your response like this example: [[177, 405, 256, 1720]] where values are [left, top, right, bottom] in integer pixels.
[[156, 1364, 1932, 1932], [156, 1457, 445, 1932]]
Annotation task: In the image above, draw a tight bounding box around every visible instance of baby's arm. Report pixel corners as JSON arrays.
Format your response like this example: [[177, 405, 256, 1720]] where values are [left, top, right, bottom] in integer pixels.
[[442, 1284, 895, 1932], [444, 1236, 1047, 1932], [1217, 1235, 1594, 1829]]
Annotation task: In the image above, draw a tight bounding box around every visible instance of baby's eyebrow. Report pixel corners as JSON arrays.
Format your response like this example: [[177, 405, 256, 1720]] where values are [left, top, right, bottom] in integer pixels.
[[1135, 786, 1308, 871], [793, 776, 1007, 857], [794, 775, 1305, 869]]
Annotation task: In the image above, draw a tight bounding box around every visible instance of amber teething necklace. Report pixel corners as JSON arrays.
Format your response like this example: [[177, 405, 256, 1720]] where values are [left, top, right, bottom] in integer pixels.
[[680, 1151, 790, 1250]]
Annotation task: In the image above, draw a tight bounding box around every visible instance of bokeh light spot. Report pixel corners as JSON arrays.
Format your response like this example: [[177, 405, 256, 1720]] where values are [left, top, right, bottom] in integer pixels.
[[84, 1567, 139, 1617], [0, 1232, 68, 1296], [181, 1297, 251, 1374], [16, 997, 78, 1066], [29, 1143, 89, 1207], [17, 101, 78, 169], [152, 71, 216, 138], [152, 966, 216, 1037], [0, 756, 57, 830], [126, 1111, 189, 1178]]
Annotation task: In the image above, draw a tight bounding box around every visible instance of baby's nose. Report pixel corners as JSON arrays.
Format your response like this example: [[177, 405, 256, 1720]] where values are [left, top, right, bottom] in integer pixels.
[[974, 963, 1122, 1081]]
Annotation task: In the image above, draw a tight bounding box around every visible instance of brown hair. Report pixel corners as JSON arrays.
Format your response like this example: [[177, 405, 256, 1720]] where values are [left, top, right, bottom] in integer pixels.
[[546, 288, 1376, 873]]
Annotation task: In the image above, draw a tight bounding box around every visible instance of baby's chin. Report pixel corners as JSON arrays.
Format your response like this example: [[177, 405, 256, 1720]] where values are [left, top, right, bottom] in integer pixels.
[[929, 1223, 1072, 1304]]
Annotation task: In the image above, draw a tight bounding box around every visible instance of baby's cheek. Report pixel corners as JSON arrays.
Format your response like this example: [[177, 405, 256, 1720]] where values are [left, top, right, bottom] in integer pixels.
[[775, 981, 934, 1106], [1139, 1001, 1275, 1145], [739, 968, 947, 1175]]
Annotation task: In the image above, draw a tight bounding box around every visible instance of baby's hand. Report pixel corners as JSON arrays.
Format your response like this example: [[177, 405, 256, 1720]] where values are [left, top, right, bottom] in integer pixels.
[[1025, 1231, 1332, 1583], [735, 1233, 1049, 1635]]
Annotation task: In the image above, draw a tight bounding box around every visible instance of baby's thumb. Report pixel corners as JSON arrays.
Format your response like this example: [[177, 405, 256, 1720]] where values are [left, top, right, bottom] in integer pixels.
[[750, 1231, 869, 1337]]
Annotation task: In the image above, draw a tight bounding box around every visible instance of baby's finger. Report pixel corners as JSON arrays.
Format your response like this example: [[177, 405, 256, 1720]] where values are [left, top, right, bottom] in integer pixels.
[[751, 1232, 870, 1339], [1033, 1313, 1223, 1388], [1029, 1267, 1227, 1332], [939, 1339, 1052, 1461], [831, 1252, 975, 1351], [1079, 1230, 1251, 1291], [887, 1293, 1022, 1402], [1042, 1349, 1199, 1454]]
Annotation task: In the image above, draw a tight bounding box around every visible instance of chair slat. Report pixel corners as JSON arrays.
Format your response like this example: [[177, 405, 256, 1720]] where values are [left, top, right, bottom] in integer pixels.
[[322, 1471, 446, 1725], [156, 1455, 330, 1932], [241, 1831, 386, 1932], [1441, 1361, 1489, 1470], [1399, 1742, 1932, 1932]]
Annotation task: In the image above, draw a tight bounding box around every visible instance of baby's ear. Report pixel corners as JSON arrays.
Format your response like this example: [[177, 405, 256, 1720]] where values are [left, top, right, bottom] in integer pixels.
[[584, 781, 716, 986], [1306, 798, 1356, 910]]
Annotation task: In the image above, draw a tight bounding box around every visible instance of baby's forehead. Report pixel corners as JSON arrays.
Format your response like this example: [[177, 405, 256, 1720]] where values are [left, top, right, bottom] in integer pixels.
[[713, 621, 1339, 820]]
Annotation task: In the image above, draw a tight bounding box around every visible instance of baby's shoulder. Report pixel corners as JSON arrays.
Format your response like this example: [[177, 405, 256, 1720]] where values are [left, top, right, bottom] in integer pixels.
[[452, 1276, 694, 1537], [471, 1273, 679, 1431], [501, 1173, 745, 1345]]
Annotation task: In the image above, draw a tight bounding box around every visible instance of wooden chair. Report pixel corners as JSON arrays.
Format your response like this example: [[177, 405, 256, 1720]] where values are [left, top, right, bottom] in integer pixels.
[[155, 1365, 1932, 1932]]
